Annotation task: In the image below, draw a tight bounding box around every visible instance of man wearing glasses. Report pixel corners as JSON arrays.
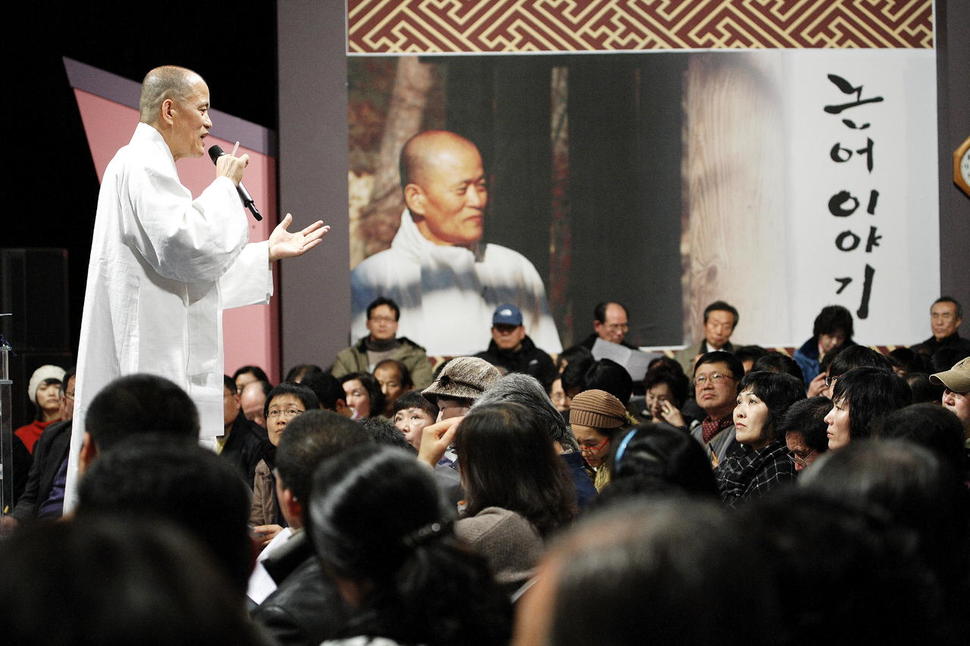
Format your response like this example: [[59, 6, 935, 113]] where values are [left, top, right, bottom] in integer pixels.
[[579, 302, 636, 350], [688, 351, 745, 467]]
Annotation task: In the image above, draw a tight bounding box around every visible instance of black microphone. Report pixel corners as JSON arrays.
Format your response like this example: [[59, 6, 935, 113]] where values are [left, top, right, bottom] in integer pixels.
[[208, 145, 262, 221]]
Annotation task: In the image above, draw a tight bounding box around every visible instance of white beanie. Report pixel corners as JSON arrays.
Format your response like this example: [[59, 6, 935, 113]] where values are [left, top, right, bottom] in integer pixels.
[[28, 364, 65, 403]]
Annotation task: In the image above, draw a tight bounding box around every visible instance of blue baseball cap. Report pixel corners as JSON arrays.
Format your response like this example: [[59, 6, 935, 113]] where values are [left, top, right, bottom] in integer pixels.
[[492, 304, 523, 326]]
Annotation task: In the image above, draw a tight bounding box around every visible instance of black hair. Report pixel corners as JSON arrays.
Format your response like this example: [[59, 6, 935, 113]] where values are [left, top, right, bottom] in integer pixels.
[[367, 296, 401, 321], [338, 372, 385, 419], [391, 391, 439, 420], [811, 304, 854, 340], [544, 498, 776, 646], [284, 363, 324, 384], [642, 367, 689, 409], [275, 409, 372, 509], [263, 382, 321, 422], [609, 423, 717, 498], [473, 373, 578, 451], [31, 376, 63, 421], [76, 436, 252, 594], [85, 373, 199, 452], [904, 372, 945, 404], [888, 347, 931, 375], [0, 516, 262, 646], [223, 374, 236, 393], [561, 353, 594, 395], [584, 358, 633, 405], [831, 367, 911, 441], [646, 355, 686, 376], [778, 396, 831, 454], [309, 445, 512, 646], [933, 295, 962, 319], [739, 488, 943, 645], [456, 402, 577, 537], [737, 371, 807, 443], [359, 416, 415, 452], [703, 300, 739, 327], [374, 358, 413, 390], [827, 345, 892, 380], [876, 403, 967, 477], [752, 352, 804, 381], [555, 344, 594, 373], [593, 301, 628, 324], [930, 346, 970, 373], [693, 350, 745, 381], [233, 364, 270, 386], [734, 345, 769, 366], [298, 371, 344, 410]]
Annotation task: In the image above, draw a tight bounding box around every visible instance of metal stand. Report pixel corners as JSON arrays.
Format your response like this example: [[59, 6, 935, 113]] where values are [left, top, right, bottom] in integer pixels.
[[1, 317, 13, 518]]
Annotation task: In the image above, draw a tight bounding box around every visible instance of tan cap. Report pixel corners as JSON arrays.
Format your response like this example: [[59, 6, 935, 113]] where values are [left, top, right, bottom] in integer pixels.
[[422, 357, 501, 402], [569, 389, 627, 429], [930, 356, 970, 394]]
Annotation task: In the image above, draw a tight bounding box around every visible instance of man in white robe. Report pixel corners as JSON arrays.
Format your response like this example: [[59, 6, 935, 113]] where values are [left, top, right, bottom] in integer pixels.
[[351, 130, 561, 357], [64, 66, 328, 509]]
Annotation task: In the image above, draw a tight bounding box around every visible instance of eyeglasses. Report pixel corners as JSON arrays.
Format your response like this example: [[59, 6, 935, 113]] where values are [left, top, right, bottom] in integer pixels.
[[693, 372, 734, 386], [267, 408, 305, 419], [788, 449, 816, 467], [578, 437, 609, 454], [368, 315, 397, 324], [824, 374, 838, 387]]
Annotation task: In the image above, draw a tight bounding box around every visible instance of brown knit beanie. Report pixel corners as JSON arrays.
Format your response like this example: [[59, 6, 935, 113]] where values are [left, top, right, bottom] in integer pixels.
[[569, 389, 627, 429]]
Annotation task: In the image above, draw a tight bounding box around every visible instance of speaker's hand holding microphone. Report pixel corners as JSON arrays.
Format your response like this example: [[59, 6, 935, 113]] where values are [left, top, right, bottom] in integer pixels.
[[208, 141, 262, 221]]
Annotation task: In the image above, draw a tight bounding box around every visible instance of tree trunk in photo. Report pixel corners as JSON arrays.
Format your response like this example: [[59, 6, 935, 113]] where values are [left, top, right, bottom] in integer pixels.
[[681, 53, 789, 346], [359, 56, 434, 259]]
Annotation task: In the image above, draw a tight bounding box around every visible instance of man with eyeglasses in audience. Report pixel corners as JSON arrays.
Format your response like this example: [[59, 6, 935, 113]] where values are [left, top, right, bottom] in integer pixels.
[[688, 351, 745, 467], [579, 302, 636, 350]]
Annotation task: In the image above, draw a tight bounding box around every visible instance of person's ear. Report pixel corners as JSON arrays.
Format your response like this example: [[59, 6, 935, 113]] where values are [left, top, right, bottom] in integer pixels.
[[78, 432, 98, 475], [403, 183, 425, 216]]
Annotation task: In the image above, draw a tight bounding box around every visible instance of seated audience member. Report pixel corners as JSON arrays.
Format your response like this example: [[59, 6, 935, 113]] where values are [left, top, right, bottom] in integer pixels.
[[455, 403, 576, 587], [689, 351, 745, 467], [251, 410, 370, 644], [218, 375, 270, 488], [739, 488, 946, 646], [473, 373, 596, 509], [641, 367, 692, 429], [793, 305, 855, 385], [513, 498, 777, 646], [674, 300, 741, 374], [601, 423, 718, 501], [5, 369, 76, 528], [392, 391, 439, 451], [332, 296, 433, 388], [583, 358, 634, 406], [250, 383, 319, 541], [78, 373, 200, 475], [550, 345, 592, 413], [929, 345, 970, 374], [0, 517, 263, 646], [735, 345, 769, 374], [799, 441, 968, 641], [877, 403, 968, 480], [805, 345, 844, 397], [715, 372, 805, 506], [752, 352, 804, 381], [233, 364, 271, 394], [905, 372, 945, 404], [559, 351, 594, 406], [824, 366, 911, 450], [15, 364, 65, 453], [298, 370, 352, 417], [821, 345, 893, 399], [911, 296, 970, 358], [76, 437, 254, 595], [284, 363, 323, 384], [373, 358, 412, 417], [339, 371, 385, 420], [930, 356, 970, 441], [240, 379, 271, 430], [359, 416, 415, 452], [475, 303, 557, 390], [579, 301, 636, 350], [309, 445, 513, 646], [569, 389, 630, 491], [779, 396, 831, 472]]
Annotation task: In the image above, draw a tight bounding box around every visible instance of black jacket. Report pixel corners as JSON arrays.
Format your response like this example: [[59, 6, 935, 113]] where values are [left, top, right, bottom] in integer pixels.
[[221, 412, 271, 489], [475, 336, 557, 389], [12, 419, 72, 522]]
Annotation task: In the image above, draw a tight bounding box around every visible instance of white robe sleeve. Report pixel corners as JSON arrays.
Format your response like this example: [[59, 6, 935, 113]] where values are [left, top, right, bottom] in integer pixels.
[[220, 241, 273, 309]]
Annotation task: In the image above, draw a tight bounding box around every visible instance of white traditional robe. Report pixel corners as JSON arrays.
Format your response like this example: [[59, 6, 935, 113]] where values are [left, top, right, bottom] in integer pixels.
[[64, 123, 272, 509], [351, 210, 562, 356]]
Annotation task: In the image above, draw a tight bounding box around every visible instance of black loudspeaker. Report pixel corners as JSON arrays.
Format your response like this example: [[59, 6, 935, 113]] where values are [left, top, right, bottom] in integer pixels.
[[0, 249, 72, 427]]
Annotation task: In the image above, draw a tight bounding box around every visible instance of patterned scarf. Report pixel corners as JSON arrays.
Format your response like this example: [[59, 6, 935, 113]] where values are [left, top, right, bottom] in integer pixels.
[[701, 414, 733, 444]]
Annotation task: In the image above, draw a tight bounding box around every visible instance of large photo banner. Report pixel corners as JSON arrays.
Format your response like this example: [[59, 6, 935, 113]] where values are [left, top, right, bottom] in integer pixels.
[[345, 1, 938, 356]]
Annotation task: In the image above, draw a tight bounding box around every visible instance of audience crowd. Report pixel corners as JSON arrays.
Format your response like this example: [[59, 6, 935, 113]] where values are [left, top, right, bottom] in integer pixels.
[[2, 295, 969, 646]]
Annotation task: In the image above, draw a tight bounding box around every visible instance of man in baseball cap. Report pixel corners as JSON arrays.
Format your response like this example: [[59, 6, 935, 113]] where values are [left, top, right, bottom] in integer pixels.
[[475, 304, 557, 390], [930, 356, 970, 440]]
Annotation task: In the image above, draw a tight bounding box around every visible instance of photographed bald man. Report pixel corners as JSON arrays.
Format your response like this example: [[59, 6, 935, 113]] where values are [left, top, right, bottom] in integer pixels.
[[351, 130, 561, 357], [65, 66, 329, 510]]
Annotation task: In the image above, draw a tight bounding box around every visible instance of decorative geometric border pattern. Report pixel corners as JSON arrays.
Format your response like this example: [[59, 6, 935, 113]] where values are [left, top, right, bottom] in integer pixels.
[[347, 0, 933, 53]]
